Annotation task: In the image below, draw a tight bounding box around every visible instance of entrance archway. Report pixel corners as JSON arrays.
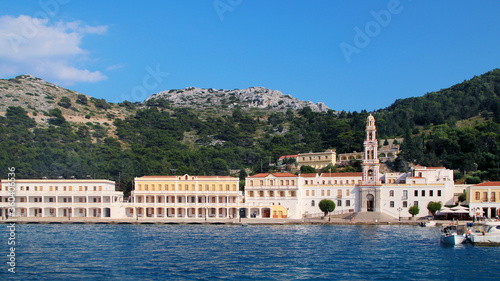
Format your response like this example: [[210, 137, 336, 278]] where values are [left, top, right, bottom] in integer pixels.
[[366, 194, 374, 212]]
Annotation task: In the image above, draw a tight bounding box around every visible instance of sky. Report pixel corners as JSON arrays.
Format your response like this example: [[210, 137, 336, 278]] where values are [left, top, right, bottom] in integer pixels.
[[0, 0, 499, 112]]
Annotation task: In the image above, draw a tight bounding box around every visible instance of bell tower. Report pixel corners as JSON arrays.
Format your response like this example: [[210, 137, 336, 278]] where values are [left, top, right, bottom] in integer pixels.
[[361, 114, 380, 185]]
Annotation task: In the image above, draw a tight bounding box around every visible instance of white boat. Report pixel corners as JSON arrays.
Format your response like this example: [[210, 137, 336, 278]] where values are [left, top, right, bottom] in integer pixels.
[[426, 221, 437, 227], [470, 221, 500, 245], [420, 220, 437, 227], [440, 224, 466, 245]]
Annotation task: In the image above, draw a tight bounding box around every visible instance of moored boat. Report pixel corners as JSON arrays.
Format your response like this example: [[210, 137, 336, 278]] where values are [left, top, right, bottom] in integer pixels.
[[469, 221, 500, 245], [440, 224, 466, 245]]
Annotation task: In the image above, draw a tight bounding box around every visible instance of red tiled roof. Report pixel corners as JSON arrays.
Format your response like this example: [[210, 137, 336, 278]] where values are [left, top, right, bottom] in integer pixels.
[[414, 165, 445, 170], [474, 182, 500, 187], [278, 155, 298, 159], [320, 172, 362, 177], [300, 173, 318, 178], [248, 173, 297, 178]]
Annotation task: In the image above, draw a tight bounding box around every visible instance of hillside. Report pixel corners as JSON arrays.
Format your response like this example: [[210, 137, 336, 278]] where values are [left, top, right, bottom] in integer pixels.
[[0, 74, 134, 137], [0, 69, 499, 195]]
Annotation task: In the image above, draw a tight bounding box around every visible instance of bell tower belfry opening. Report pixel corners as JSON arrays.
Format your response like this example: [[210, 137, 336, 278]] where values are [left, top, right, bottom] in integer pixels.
[[357, 114, 382, 212]]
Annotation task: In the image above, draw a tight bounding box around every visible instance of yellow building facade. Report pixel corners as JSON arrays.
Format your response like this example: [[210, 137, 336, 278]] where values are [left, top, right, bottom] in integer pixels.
[[297, 149, 336, 169], [129, 174, 242, 219], [467, 182, 500, 218]]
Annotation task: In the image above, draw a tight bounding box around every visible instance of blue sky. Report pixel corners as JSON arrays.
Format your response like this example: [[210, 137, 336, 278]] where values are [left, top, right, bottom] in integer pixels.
[[1, 1, 499, 112]]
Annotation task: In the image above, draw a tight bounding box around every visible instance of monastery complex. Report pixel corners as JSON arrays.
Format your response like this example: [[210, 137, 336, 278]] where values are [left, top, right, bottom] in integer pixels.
[[2, 115, 500, 220]]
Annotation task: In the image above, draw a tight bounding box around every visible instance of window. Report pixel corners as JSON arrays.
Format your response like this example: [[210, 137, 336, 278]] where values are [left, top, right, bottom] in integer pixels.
[[403, 201, 408, 208], [312, 190, 315, 196], [290, 191, 296, 197], [389, 190, 394, 197], [414, 190, 418, 196], [259, 191, 264, 197], [35, 186, 38, 191], [483, 192, 488, 202], [321, 190, 324, 196], [269, 191, 274, 197], [403, 190, 408, 200], [492, 192, 496, 202], [337, 190, 342, 198], [305, 180, 308, 184], [337, 200, 342, 207], [437, 190, 442, 197], [430, 190, 434, 196], [414, 201, 418, 206], [306, 190, 309, 196], [280, 191, 285, 197], [249, 191, 254, 197], [346, 189, 350, 196], [390, 201, 395, 208], [421, 190, 425, 197], [311, 200, 315, 207], [346, 200, 350, 207], [327, 190, 330, 196]]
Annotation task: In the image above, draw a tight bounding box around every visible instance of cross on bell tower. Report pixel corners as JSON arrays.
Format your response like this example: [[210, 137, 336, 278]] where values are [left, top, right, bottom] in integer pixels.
[[361, 114, 380, 185]]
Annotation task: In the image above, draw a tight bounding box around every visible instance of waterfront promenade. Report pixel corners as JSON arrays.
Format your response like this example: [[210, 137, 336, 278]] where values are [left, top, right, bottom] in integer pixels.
[[0, 215, 467, 226]]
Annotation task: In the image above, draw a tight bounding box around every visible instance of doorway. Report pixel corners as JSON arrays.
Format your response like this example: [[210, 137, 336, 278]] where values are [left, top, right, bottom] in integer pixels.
[[367, 194, 374, 212]]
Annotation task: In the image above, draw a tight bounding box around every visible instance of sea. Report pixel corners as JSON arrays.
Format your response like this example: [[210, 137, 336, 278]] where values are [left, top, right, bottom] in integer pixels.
[[1, 223, 500, 280]]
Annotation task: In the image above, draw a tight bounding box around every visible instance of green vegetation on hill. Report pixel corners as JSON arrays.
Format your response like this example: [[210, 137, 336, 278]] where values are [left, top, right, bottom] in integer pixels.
[[0, 69, 499, 196]]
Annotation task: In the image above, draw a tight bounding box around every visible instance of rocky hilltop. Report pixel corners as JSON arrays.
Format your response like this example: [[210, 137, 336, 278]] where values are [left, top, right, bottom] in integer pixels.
[[0, 74, 130, 129], [146, 86, 329, 112]]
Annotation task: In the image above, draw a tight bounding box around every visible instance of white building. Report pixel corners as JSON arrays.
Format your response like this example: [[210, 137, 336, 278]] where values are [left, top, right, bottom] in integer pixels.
[[245, 114, 456, 220], [0, 179, 123, 218], [245, 173, 298, 218]]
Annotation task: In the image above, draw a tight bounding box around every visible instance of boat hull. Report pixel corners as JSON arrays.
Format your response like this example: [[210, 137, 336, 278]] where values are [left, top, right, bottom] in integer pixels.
[[440, 234, 465, 245]]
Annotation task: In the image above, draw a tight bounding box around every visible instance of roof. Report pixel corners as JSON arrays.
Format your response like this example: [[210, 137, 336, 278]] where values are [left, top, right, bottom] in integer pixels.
[[300, 173, 318, 178], [299, 172, 362, 178], [320, 172, 362, 177], [137, 175, 235, 179], [473, 182, 500, 187], [413, 165, 446, 170], [248, 173, 297, 178], [278, 155, 298, 159]]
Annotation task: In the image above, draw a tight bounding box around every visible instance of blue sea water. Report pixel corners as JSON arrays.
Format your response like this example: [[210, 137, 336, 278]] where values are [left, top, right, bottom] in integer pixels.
[[1, 223, 500, 280]]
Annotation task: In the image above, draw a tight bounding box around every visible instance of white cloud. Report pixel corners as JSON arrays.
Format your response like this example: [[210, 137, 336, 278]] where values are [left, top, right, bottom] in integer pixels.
[[0, 15, 107, 84], [106, 63, 127, 71]]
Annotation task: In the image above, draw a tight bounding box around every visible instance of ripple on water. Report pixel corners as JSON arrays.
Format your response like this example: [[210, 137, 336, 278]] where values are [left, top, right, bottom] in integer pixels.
[[1, 224, 500, 280]]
